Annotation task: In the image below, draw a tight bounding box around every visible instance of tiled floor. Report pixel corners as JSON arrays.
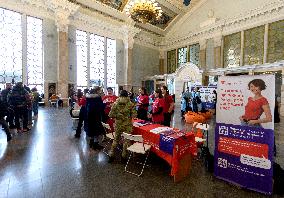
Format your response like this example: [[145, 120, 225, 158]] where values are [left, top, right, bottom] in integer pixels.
[[0, 107, 283, 198]]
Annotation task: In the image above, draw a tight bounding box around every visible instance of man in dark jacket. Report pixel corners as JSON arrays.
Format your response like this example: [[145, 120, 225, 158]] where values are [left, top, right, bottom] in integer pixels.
[[1, 83, 15, 128], [8, 82, 29, 132], [84, 86, 105, 150], [0, 100, 12, 142]]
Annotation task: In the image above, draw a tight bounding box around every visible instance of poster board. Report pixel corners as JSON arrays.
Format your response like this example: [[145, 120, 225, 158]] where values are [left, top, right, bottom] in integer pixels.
[[214, 75, 274, 195]]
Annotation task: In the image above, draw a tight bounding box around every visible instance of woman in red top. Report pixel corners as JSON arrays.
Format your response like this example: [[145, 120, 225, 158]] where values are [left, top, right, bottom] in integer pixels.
[[239, 79, 272, 127], [102, 87, 118, 130], [137, 87, 149, 121], [149, 89, 165, 124], [161, 85, 174, 127]]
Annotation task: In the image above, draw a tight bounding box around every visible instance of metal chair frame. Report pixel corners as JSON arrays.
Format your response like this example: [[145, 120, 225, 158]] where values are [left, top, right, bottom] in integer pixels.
[[122, 133, 151, 177]]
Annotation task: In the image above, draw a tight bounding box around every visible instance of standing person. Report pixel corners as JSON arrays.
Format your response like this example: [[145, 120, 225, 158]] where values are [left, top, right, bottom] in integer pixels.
[[0, 99, 12, 142], [161, 86, 174, 127], [239, 79, 272, 127], [191, 87, 201, 112], [74, 88, 89, 138], [136, 87, 149, 121], [31, 87, 40, 120], [8, 82, 29, 132], [102, 87, 118, 129], [108, 90, 137, 163], [212, 90, 217, 114], [149, 89, 164, 124], [84, 87, 105, 150], [24, 85, 33, 126], [1, 83, 15, 128]]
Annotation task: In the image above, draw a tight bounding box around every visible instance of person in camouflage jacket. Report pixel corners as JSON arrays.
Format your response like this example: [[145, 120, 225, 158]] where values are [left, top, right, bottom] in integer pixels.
[[108, 90, 137, 162]]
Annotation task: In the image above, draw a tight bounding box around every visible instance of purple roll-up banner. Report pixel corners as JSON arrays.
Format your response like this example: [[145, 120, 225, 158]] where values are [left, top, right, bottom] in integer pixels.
[[214, 75, 275, 195]]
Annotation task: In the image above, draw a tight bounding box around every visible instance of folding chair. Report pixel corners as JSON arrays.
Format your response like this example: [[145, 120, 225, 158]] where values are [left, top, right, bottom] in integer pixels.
[[122, 132, 151, 177], [101, 122, 115, 155]]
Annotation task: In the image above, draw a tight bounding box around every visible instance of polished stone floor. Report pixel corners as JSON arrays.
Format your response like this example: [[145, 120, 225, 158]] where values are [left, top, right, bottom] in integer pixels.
[[0, 107, 283, 198]]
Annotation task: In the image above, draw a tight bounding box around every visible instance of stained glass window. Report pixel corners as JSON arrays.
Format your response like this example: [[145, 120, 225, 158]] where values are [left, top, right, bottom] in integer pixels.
[[244, 25, 265, 65], [177, 47, 187, 67], [27, 16, 43, 92], [189, 44, 200, 66], [223, 32, 241, 68], [76, 30, 88, 88], [106, 38, 116, 89], [0, 8, 22, 86], [268, 20, 284, 63], [167, 50, 176, 74], [90, 34, 104, 87]]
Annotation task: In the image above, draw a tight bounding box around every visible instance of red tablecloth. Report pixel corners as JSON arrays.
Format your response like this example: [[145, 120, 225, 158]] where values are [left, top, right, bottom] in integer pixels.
[[133, 123, 197, 176]]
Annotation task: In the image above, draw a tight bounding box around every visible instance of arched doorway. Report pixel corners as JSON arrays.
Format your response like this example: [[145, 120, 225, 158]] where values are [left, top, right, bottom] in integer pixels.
[[174, 62, 203, 107]]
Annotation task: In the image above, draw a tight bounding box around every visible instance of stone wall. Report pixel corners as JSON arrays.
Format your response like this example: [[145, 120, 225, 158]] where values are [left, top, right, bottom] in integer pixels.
[[132, 44, 159, 89]]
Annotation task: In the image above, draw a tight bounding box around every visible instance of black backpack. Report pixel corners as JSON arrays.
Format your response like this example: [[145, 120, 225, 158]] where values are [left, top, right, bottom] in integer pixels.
[[201, 146, 214, 173], [273, 162, 284, 195]]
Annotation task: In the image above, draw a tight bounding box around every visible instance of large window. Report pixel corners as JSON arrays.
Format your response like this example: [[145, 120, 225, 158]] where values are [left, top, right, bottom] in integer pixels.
[[27, 16, 43, 92], [0, 8, 22, 89], [177, 47, 187, 67], [223, 32, 241, 68], [0, 8, 43, 91], [244, 25, 265, 65], [189, 43, 200, 67], [76, 30, 88, 88], [90, 34, 105, 87], [76, 30, 116, 91]]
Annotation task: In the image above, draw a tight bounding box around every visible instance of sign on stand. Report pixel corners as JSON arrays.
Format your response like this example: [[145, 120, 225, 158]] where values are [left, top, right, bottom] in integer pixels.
[[214, 75, 274, 195]]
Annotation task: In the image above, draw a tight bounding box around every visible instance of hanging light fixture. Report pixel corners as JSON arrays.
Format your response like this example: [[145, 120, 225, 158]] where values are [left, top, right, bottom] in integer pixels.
[[124, 0, 163, 24]]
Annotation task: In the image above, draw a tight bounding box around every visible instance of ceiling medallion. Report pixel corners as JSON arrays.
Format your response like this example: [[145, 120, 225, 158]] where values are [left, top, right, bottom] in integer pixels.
[[125, 0, 162, 24]]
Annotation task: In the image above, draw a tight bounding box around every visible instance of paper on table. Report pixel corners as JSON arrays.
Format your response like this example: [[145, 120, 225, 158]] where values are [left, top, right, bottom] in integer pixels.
[[150, 127, 173, 134]]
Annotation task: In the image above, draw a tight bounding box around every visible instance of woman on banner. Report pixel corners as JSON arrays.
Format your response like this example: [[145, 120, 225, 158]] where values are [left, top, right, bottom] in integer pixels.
[[136, 87, 149, 121], [239, 79, 272, 127]]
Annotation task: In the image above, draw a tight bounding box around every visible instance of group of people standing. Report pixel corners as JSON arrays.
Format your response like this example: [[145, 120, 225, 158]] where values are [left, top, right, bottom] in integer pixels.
[[0, 82, 40, 142], [71, 85, 175, 162], [136, 86, 174, 127]]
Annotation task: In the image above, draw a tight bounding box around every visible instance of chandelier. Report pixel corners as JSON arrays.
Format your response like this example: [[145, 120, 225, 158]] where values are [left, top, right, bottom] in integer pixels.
[[125, 0, 162, 24]]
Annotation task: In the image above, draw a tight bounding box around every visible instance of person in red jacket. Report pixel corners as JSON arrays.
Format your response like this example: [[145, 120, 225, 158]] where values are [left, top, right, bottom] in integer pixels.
[[161, 85, 174, 127], [239, 79, 272, 127], [149, 89, 165, 124], [102, 87, 118, 130], [137, 87, 149, 121]]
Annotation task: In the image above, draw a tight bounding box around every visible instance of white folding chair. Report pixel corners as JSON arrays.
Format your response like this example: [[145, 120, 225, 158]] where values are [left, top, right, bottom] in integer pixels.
[[122, 132, 151, 177], [101, 122, 115, 155]]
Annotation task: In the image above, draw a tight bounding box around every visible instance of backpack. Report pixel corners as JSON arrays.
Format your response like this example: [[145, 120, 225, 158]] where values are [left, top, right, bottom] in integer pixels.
[[273, 162, 284, 195]]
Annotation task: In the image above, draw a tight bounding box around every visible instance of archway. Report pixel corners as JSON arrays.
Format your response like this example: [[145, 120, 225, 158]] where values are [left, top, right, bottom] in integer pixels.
[[173, 62, 203, 107]]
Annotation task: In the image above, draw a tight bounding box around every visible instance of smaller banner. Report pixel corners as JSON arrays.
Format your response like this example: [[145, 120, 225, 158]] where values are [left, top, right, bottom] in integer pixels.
[[192, 86, 217, 109]]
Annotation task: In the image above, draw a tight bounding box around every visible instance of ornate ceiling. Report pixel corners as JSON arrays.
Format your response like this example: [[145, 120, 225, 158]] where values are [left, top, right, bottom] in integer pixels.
[[68, 0, 202, 35]]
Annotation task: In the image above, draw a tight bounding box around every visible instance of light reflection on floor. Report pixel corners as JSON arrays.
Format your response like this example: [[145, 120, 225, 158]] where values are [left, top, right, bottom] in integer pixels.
[[0, 107, 283, 198]]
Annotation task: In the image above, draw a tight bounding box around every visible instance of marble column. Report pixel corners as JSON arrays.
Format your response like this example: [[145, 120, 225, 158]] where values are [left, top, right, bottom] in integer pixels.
[[199, 40, 206, 85], [214, 36, 222, 69], [57, 30, 69, 105], [159, 51, 165, 74], [123, 36, 134, 92], [280, 69, 284, 116]]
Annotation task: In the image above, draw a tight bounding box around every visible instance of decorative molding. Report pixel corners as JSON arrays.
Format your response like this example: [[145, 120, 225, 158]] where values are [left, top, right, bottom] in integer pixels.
[[205, 60, 284, 76], [0, 0, 53, 19], [122, 24, 140, 49], [161, 0, 284, 50], [45, 0, 79, 32]]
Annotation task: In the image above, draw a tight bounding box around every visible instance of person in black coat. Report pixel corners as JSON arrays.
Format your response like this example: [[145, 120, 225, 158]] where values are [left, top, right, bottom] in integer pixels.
[[84, 87, 105, 150], [0, 100, 12, 142]]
